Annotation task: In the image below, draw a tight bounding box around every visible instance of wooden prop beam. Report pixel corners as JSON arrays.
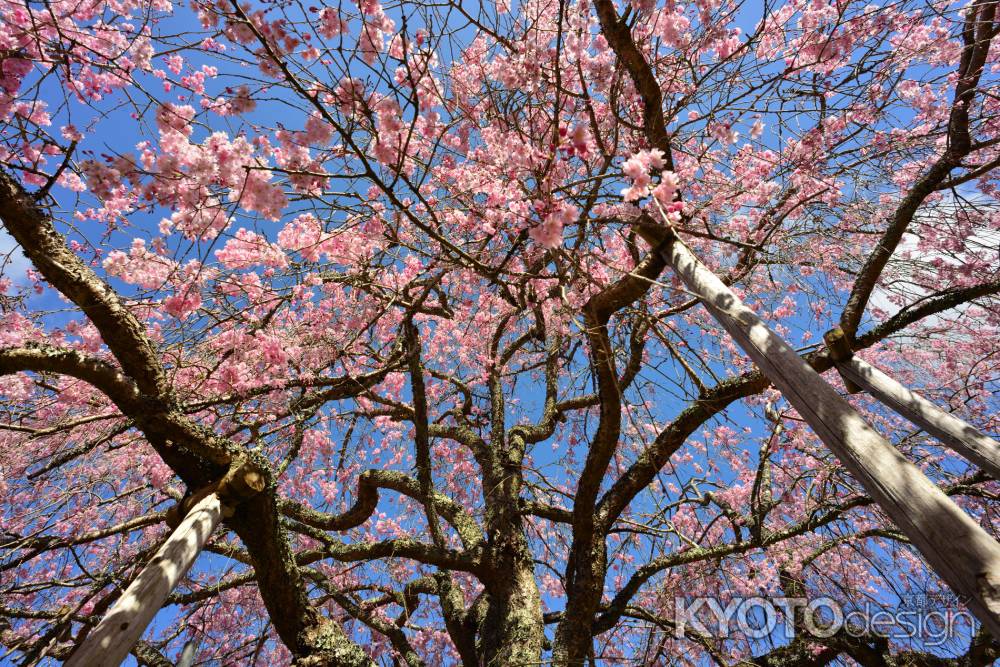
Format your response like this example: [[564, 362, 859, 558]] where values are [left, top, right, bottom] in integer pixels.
[[66, 462, 264, 666], [65, 493, 225, 667], [823, 331, 1000, 480], [655, 232, 1000, 637], [822, 328, 862, 393]]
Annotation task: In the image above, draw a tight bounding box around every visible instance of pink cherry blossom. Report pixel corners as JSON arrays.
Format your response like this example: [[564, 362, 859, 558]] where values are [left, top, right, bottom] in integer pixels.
[[1, 0, 998, 665]]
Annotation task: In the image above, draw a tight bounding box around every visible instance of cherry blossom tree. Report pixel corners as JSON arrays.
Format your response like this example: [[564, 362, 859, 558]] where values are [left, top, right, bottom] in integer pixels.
[[1, 0, 999, 663]]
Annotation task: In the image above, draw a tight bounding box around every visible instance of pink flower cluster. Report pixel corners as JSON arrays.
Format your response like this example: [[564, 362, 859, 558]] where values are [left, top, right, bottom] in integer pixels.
[[103, 239, 176, 289], [317, 8, 347, 39], [216, 228, 288, 269], [621, 149, 681, 207], [529, 200, 579, 249]]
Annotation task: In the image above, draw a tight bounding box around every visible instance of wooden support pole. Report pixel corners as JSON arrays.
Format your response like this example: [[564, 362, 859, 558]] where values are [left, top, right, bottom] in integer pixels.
[[822, 328, 862, 394], [177, 638, 199, 667], [822, 326, 1000, 478], [65, 493, 225, 667], [834, 353, 1000, 480], [656, 233, 1000, 637]]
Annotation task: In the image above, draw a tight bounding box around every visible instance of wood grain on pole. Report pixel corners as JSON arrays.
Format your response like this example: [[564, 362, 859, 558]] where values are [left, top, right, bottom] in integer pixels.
[[66, 493, 224, 667], [658, 233, 1000, 637], [836, 355, 1000, 480]]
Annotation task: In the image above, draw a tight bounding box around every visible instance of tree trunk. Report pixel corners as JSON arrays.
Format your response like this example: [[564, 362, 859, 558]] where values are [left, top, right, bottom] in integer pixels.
[[552, 539, 607, 665], [479, 445, 545, 664]]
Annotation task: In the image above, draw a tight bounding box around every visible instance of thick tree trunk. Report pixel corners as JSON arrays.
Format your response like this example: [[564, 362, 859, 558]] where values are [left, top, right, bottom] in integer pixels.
[[551, 540, 607, 665], [479, 442, 545, 664], [480, 545, 545, 666]]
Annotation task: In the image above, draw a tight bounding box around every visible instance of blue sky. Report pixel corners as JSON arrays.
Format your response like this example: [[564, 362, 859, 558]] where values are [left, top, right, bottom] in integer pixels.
[[3, 0, 999, 663]]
